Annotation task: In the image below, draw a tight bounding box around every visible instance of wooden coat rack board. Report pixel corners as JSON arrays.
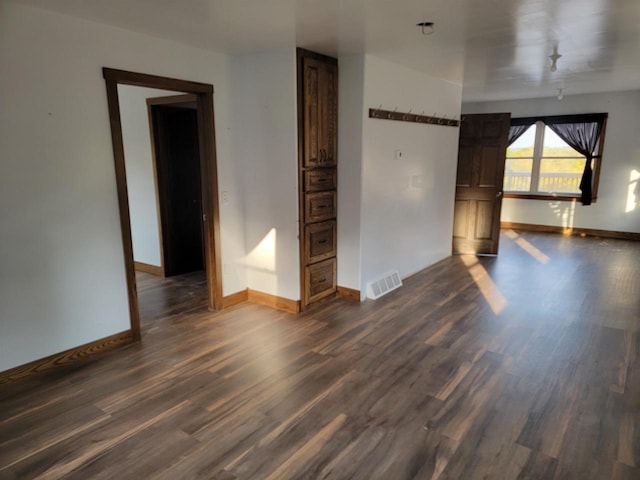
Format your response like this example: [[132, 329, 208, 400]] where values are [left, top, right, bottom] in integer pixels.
[[369, 108, 460, 127]]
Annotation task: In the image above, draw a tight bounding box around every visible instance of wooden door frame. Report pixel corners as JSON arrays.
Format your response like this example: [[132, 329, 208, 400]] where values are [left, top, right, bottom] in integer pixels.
[[103, 68, 223, 341], [145, 94, 198, 277]]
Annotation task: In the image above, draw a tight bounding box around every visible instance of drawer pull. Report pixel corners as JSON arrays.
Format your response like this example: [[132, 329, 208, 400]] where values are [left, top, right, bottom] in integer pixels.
[[317, 204, 327, 209], [317, 178, 328, 182], [318, 277, 326, 283], [318, 239, 328, 244]]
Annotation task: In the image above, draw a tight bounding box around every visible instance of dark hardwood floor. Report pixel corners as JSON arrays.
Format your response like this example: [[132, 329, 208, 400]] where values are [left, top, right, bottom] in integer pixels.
[[1, 231, 639, 479]]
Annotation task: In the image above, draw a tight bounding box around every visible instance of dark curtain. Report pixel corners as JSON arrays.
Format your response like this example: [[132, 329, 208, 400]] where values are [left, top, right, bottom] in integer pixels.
[[547, 117, 606, 205], [508, 123, 533, 146]]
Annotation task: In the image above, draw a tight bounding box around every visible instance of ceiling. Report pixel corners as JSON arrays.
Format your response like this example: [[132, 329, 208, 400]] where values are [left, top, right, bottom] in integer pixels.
[[11, 0, 640, 102]]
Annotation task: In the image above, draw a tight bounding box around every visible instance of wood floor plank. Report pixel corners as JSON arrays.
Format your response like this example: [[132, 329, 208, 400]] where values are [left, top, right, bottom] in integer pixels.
[[150, 411, 277, 480], [0, 231, 639, 479]]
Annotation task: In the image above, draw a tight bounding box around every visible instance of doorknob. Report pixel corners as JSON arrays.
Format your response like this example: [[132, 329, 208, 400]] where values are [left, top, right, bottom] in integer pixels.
[[496, 191, 503, 198]]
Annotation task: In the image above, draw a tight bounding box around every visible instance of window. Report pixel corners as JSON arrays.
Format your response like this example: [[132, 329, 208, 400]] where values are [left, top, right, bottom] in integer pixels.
[[503, 114, 607, 203]]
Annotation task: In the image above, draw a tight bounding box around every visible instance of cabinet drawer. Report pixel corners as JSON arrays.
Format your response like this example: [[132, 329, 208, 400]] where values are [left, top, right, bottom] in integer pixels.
[[305, 191, 336, 223], [304, 169, 337, 192], [305, 258, 336, 304], [305, 221, 336, 264]]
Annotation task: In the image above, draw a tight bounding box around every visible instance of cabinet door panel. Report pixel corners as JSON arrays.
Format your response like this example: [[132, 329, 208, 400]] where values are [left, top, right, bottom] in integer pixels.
[[323, 63, 338, 166], [303, 59, 337, 168], [303, 59, 321, 168]]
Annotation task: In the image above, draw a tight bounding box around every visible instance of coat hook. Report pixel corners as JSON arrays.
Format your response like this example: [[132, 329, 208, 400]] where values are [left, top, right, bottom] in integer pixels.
[[417, 22, 435, 36]]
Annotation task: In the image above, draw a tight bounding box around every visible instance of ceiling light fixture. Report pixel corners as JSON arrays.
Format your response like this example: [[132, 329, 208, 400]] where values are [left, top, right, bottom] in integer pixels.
[[417, 22, 435, 35], [549, 47, 562, 72]]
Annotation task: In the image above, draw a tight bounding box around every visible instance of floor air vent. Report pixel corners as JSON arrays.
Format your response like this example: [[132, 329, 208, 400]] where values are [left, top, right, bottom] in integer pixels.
[[366, 271, 403, 299]]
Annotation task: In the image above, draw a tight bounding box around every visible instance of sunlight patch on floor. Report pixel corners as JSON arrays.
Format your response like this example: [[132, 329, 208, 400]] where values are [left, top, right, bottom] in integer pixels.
[[460, 255, 508, 315], [505, 230, 550, 264]]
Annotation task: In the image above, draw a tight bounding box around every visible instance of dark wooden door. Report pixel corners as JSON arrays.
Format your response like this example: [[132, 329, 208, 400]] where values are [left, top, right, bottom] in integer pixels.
[[152, 105, 204, 276], [452, 113, 510, 255]]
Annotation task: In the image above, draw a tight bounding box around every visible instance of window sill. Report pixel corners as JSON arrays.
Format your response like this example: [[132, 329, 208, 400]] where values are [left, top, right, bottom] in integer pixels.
[[504, 193, 592, 202]]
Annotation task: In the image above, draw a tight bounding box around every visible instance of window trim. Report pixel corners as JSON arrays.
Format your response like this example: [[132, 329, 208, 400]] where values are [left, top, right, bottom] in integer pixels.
[[505, 114, 608, 202]]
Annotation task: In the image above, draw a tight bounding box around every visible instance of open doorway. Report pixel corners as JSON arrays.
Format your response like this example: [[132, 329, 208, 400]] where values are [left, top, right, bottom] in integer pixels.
[[103, 68, 222, 341], [147, 95, 204, 277]]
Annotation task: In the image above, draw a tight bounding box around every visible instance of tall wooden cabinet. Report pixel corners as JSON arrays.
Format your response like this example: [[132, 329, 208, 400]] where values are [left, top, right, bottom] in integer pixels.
[[297, 49, 338, 309]]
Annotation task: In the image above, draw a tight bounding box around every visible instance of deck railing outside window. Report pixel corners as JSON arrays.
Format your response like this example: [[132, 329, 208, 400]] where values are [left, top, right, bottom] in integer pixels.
[[504, 171, 582, 194]]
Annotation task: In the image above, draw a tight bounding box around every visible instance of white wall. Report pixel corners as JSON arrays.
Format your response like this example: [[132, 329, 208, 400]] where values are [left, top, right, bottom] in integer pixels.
[[119, 85, 182, 267], [229, 50, 299, 299], [463, 91, 640, 233], [337, 55, 365, 292], [0, 3, 466, 372], [0, 2, 245, 371], [359, 55, 463, 293]]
